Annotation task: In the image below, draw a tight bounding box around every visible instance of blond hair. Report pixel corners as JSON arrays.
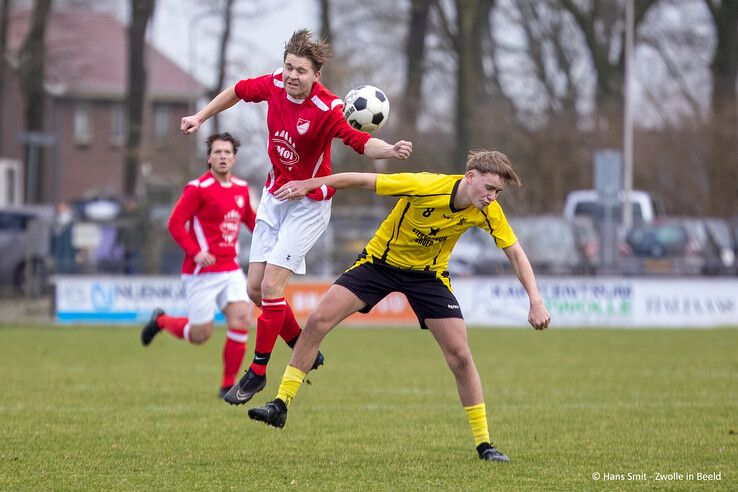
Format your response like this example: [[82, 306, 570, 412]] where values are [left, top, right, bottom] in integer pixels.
[[283, 29, 333, 71], [466, 150, 521, 187]]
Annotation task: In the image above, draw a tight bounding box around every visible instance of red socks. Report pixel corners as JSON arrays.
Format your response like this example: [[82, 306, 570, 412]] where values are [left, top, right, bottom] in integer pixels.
[[250, 297, 287, 375], [222, 328, 248, 388], [280, 302, 302, 346], [157, 314, 189, 340]]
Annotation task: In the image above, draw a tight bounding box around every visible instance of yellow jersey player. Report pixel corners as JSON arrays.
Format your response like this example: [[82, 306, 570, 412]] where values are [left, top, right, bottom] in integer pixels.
[[248, 150, 551, 462]]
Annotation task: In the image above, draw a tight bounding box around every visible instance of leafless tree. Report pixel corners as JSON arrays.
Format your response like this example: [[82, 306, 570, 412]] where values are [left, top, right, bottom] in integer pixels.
[[0, 0, 10, 157], [17, 0, 51, 203], [400, 0, 432, 134], [208, 0, 236, 133], [124, 0, 156, 197], [705, 0, 737, 216], [558, 0, 657, 146]]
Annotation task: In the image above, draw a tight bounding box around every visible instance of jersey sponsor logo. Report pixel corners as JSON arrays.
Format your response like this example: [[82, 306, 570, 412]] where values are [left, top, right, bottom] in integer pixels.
[[272, 130, 300, 166], [428, 227, 441, 236], [411, 227, 447, 247], [220, 209, 241, 246], [457, 218, 467, 226], [296, 118, 310, 135], [235, 195, 245, 208]]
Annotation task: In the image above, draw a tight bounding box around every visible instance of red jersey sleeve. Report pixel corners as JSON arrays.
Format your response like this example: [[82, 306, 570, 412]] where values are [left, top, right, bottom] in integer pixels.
[[241, 191, 256, 232], [328, 107, 371, 154], [234, 73, 273, 103], [168, 185, 203, 257]]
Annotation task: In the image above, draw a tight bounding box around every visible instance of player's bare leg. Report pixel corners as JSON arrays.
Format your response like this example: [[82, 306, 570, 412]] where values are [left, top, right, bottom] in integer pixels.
[[426, 318, 510, 462], [288, 285, 365, 373], [248, 285, 365, 428]]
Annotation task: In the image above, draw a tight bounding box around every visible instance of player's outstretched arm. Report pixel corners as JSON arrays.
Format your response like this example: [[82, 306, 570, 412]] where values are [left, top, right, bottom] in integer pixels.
[[503, 242, 551, 330], [275, 173, 378, 201], [363, 138, 413, 160], [181, 85, 240, 134]]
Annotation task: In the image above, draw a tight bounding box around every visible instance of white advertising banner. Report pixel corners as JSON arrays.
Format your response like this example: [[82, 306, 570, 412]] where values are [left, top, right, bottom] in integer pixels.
[[453, 277, 738, 328], [55, 275, 738, 328], [55, 275, 195, 324]]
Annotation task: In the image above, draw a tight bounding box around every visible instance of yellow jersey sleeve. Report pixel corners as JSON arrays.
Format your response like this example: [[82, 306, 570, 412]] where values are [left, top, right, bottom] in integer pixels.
[[375, 173, 461, 197], [484, 202, 517, 248]]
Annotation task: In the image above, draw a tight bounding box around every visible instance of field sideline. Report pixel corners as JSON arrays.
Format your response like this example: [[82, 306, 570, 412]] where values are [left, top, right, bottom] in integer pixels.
[[1, 325, 735, 490]]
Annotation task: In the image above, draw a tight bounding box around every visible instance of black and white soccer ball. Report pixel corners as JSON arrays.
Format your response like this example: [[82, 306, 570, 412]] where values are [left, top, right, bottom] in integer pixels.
[[343, 85, 390, 132]]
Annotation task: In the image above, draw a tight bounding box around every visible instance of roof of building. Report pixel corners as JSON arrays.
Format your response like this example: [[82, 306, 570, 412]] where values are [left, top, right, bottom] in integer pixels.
[[8, 9, 206, 101]]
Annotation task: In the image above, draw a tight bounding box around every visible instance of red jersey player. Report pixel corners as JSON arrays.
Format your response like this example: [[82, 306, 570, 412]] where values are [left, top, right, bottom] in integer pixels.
[[181, 30, 413, 405], [140, 133, 295, 398]]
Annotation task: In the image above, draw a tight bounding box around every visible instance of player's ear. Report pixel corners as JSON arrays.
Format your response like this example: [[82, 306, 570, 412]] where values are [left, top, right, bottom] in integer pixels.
[[314, 70, 321, 82]]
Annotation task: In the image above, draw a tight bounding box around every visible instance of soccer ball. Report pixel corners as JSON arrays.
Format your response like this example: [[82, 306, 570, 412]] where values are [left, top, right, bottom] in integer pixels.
[[343, 85, 390, 132]]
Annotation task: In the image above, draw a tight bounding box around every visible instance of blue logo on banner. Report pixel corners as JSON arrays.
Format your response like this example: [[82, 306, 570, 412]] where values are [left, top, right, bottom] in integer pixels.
[[91, 283, 115, 311]]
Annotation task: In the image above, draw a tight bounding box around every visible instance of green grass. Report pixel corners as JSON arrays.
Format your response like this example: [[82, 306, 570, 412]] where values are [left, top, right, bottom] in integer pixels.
[[0, 325, 736, 491]]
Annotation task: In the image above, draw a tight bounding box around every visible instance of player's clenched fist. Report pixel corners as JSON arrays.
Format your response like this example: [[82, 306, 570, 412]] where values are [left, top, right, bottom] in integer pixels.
[[181, 115, 201, 134], [393, 140, 413, 160]]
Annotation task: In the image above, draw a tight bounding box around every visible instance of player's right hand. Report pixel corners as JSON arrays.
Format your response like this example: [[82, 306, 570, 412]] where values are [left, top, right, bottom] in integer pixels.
[[392, 140, 413, 160], [194, 251, 215, 267], [275, 180, 313, 201], [180, 115, 201, 134]]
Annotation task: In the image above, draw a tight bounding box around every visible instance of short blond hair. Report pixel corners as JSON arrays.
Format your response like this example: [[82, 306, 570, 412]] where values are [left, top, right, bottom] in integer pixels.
[[466, 150, 521, 187], [283, 29, 332, 71]]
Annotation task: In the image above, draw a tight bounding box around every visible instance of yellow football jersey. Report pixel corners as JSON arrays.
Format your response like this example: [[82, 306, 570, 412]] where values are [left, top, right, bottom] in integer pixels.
[[360, 172, 517, 275]]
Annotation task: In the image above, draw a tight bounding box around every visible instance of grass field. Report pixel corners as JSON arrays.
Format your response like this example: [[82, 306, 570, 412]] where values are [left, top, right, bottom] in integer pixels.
[[0, 325, 736, 491]]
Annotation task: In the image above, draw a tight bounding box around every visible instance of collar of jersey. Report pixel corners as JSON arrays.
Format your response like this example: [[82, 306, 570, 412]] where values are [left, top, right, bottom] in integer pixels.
[[448, 179, 467, 213], [286, 94, 306, 104]]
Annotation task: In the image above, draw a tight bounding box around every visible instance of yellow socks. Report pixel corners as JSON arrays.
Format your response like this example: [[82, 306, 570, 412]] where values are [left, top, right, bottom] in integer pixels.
[[464, 402, 490, 447], [276, 365, 307, 407]]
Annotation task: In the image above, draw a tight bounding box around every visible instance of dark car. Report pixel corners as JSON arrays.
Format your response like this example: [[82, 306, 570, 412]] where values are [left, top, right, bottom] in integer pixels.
[[621, 218, 712, 275], [0, 206, 54, 296]]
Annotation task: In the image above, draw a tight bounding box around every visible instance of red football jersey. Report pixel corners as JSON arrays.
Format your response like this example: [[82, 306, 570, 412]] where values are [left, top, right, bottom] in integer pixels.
[[168, 172, 256, 275], [234, 69, 372, 199]]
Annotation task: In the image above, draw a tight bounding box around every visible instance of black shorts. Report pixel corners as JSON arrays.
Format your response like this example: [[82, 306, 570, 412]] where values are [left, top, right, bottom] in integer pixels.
[[334, 260, 463, 329]]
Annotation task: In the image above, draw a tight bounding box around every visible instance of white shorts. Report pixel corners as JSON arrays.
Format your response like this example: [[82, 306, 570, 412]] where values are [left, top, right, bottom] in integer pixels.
[[249, 190, 331, 274], [181, 269, 250, 324]]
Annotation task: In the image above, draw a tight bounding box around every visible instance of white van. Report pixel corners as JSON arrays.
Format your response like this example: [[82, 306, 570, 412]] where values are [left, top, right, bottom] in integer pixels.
[[563, 190, 665, 224]]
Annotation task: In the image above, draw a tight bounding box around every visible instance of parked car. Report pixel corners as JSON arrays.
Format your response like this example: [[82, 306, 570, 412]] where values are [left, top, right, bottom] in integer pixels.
[[0, 206, 54, 296], [563, 189, 665, 224], [448, 216, 598, 276], [620, 218, 706, 275], [448, 227, 506, 276]]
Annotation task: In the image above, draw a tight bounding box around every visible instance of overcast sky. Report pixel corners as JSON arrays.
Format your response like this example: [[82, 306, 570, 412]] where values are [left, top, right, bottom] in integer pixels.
[[139, 0, 319, 87]]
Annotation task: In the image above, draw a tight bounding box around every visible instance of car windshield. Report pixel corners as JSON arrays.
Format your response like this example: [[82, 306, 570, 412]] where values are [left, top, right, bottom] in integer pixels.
[[573, 202, 644, 222], [627, 224, 688, 256]]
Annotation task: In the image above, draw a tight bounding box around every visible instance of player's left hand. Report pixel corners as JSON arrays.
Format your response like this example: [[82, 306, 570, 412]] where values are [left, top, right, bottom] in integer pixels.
[[529, 301, 550, 330], [275, 180, 312, 201], [392, 140, 413, 160]]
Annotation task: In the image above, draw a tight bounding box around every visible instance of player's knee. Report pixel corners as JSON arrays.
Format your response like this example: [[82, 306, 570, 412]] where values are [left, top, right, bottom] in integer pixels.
[[305, 310, 334, 336], [446, 348, 474, 374], [247, 283, 262, 306], [189, 324, 214, 344]]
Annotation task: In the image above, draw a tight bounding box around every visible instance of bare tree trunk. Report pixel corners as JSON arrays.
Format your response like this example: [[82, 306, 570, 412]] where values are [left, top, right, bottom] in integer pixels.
[[454, 0, 494, 166], [209, 0, 236, 133], [18, 0, 52, 203], [317, 0, 333, 87], [125, 0, 155, 197], [401, 0, 431, 134], [706, 0, 738, 216], [0, 0, 10, 157], [558, 0, 656, 147]]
